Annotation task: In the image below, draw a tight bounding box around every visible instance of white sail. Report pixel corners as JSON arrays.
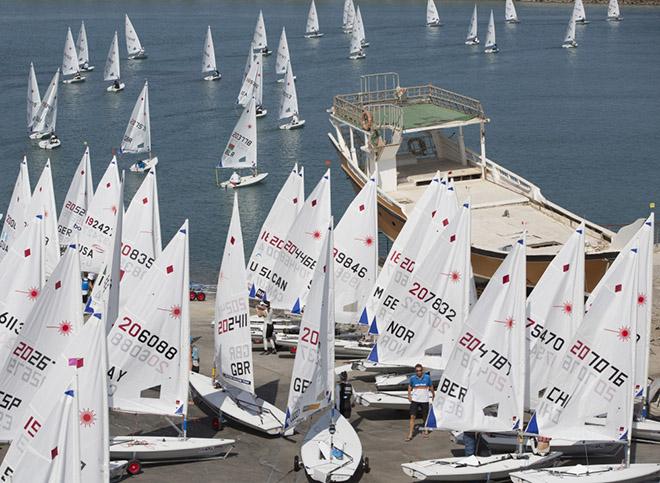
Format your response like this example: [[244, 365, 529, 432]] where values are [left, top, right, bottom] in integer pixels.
[[107, 221, 190, 417], [0, 158, 31, 261], [252, 10, 268, 50], [77, 157, 121, 274], [343, 0, 356, 30], [0, 244, 84, 441], [27, 160, 60, 277], [103, 31, 121, 81], [467, 5, 478, 41], [564, 15, 577, 44], [427, 0, 440, 24], [527, 244, 638, 442], [62, 27, 80, 76], [275, 27, 290, 75], [369, 202, 472, 370], [587, 215, 654, 402], [263, 171, 332, 312], [573, 0, 587, 22], [27, 63, 41, 131], [31, 69, 60, 136], [0, 215, 45, 369], [237, 53, 262, 107], [349, 21, 362, 55], [58, 146, 94, 248], [485, 10, 497, 48], [419, 179, 459, 262], [202, 26, 217, 74], [76, 21, 89, 67], [121, 81, 151, 154], [278, 61, 299, 120], [125, 14, 144, 55], [526, 225, 585, 410], [214, 193, 253, 394], [119, 168, 162, 306], [220, 98, 257, 169], [255, 52, 264, 106], [247, 165, 304, 299], [505, 0, 519, 22], [285, 223, 334, 429], [334, 172, 378, 324], [361, 174, 444, 332], [427, 235, 526, 433], [356, 6, 366, 43], [607, 0, 621, 18], [306, 0, 320, 34]]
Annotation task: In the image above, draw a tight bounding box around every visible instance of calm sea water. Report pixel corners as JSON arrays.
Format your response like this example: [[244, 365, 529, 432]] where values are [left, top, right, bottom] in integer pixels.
[[0, 0, 658, 284]]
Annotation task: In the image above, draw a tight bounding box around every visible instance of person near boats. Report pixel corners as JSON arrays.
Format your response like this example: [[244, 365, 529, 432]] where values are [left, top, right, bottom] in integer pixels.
[[229, 171, 241, 187], [406, 364, 434, 441], [191, 341, 200, 373], [336, 371, 354, 419], [49, 133, 59, 145], [113, 79, 120, 90], [81, 275, 90, 303], [257, 299, 276, 354]]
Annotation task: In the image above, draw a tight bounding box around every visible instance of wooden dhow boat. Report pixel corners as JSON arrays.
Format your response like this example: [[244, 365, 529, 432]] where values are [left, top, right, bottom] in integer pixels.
[[328, 73, 627, 291]]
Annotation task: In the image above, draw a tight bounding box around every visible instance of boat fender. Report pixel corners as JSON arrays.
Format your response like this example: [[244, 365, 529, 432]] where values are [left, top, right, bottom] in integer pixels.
[[396, 87, 407, 100], [407, 137, 427, 156], [361, 110, 373, 131]]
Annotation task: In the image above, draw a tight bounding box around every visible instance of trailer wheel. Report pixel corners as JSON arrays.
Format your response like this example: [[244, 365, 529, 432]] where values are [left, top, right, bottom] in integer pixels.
[[127, 460, 142, 475], [196, 292, 206, 302], [293, 455, 301, 472], [363, 456, 370, 473], [189, 290, 196, 301], [212, 416, 223, 431]]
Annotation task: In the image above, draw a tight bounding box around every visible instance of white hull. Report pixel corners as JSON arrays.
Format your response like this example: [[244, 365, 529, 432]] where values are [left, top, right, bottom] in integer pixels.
[[128, 51, 147, 60], [375, 370, 443, 391], [107, 83, 125, 92], [402, 453, 563, 481], [38, 139, 61, 150], [280, 119, 306, 130], [576, 19, 590, 24], [305, 32, 324, 38], [219, 172, 269, 189], [607, 16, 623, 21], [349, 53, 366, 60], [63, 76, 86, 84], [256, 109, 267, 118], [427, 21, 442, 27], [351, 360, 414, 374], [361, 41, 370, 48], [478, 432, 623, 457], [465, 38, 480, 45], [254, 48, 272, 56], [80, 65, 95, 72], [485, 46, 499, 54], [355, 390, 416, 410], [129, 156, 159, 173], [511, 463, 660, 483], [110, 460, 128, 481], [109, 435, 234, 462], [189, 372, 285, 435], [29, 131, 50, 140], [300, 411, 363, 482], [204, 73, 222, 81], [278, 334, 372, 359], [632, 418, 660, 442], [507, 19, 521, 24], [563, 41, 578, 49], [277, 75, 296, 83]]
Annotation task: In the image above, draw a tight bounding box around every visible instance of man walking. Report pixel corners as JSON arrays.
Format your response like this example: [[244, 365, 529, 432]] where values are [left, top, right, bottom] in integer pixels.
[[406, 364, 434, 441]]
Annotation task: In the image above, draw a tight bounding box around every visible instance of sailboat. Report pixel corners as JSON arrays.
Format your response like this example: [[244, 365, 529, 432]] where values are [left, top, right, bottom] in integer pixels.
[[511, 232, 660, 482], [27, 63, 41, 135], [27, 160, 60, 277], [343, 0, 356, 33], [276, 27, 293, 82], [125, 14, 147, 59], [356, 6, 369, 47], [305, 0, 324, 38], [62, 27, 85, 84], [252, 10, 272, 56], [0, 158, 31, 261], [348, 21, 365, 60], [33, 70, 61, 147], [189, 193, 286, 435], [202, 26, 221, 81], [426, 0, 442, 26], [246, 164, 304, 300], [465, 4, 480, 45], [279, 60, 305, 130], [286, 222, 366, 481], [573, 0, 589, 24], [238, 52, 266, 117], [216, 97, 268, 189], [122, 81, 158, 172], [108, 221, 236, 464], [562, 14, 578, 49], [505, 0, 520, 23], [484, 10, 499, 53], [104, 31, 124, 92], [76, 21, 94, 71], [401, 235, 562, 480], [607, 0, 623, 21], [58, 147, 93, 248]]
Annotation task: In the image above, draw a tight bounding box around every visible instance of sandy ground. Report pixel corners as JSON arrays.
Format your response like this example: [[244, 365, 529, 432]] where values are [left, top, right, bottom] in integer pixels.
[[0, 250, 657, 482]]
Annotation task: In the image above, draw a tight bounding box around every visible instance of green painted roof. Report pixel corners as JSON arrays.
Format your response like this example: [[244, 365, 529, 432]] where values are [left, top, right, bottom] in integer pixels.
[[402, 103, 474, 130]]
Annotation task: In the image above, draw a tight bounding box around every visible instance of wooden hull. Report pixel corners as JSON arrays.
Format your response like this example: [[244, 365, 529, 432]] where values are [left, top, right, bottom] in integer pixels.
[[339, 160, 617, 292]]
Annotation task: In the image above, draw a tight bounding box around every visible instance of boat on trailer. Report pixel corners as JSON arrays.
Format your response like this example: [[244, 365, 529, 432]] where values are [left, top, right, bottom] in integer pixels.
[[328, 73, 624, 291]]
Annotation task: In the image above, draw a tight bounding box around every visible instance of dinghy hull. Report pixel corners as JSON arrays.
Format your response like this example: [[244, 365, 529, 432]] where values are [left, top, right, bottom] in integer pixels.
[[107, 83, 125, 92], [510, 463, 660, 483], [204, 73, 222, 81], [189, 372, 285, 435], [38, 139, 61, 149], [355, 390, 418, 410], [300, 411, 363, 482], [280, 119, 306, 130], [110, 460, 128, 481], [476, 432, 624, 457], [109, 436, 234, 462], [129, 156, 159, 173], [401, 452, 563, 481], [305, 32, 325, 38], [62, 77, 86, 84], [128, 51, 148, 60], [218, 172, 269, 189]]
